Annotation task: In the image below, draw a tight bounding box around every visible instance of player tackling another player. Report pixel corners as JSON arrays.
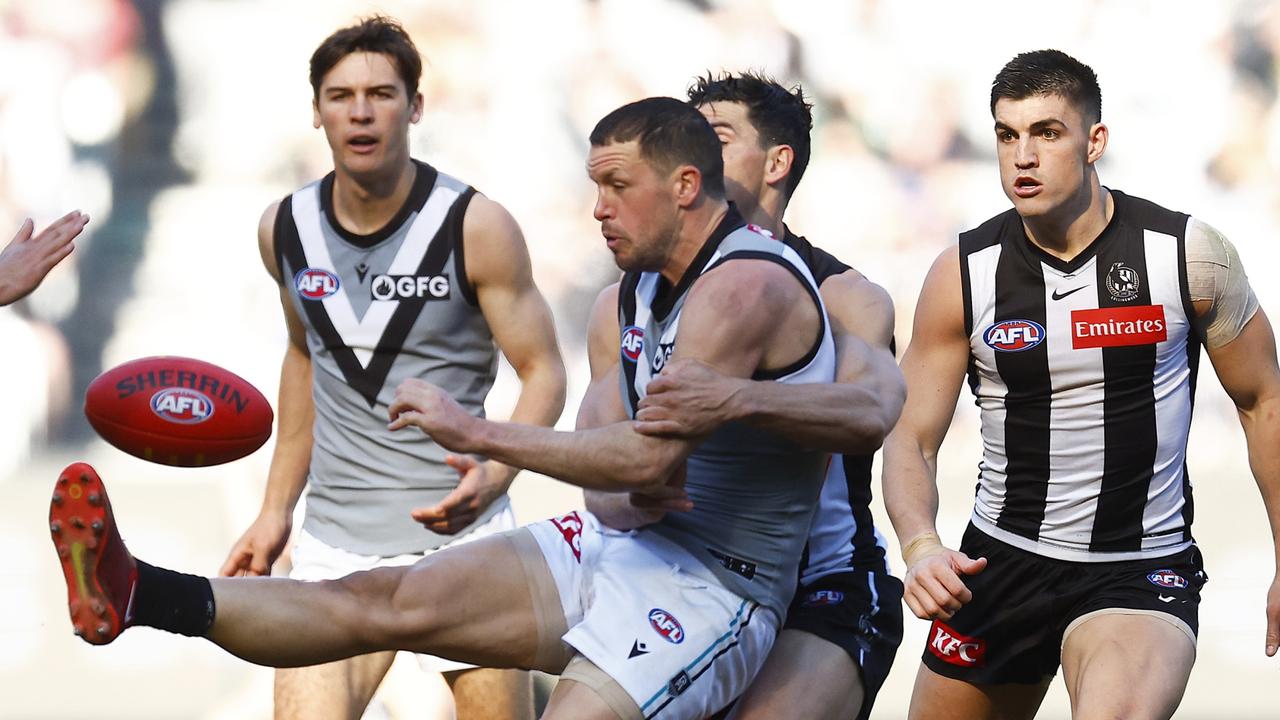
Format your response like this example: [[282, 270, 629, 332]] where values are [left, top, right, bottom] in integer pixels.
[[48, 39, 1280, 720]]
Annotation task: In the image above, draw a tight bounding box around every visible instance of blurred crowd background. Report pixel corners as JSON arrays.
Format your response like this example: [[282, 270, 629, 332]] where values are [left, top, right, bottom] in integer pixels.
[[3, 0, 1280, 717]]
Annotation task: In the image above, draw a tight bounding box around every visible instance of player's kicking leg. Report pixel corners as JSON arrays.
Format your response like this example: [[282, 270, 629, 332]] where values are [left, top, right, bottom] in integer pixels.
[[50, 462, 550, 672], [1060, 613, 1195, 720]]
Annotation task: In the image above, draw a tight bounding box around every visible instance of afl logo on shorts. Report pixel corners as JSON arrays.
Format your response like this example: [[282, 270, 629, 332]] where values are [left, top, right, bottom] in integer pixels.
[[150, 388, 214, 424], [294, 268, 340, 300], [648, 608, 685, 644], [801, 590, 845, 608], [983, 319, 1045, 352], [1147, 569, 1188, 589], [620, 326, 644, 362]]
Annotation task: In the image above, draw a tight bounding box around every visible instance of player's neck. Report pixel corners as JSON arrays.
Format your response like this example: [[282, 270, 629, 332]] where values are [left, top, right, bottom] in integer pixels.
[[660, 199, 730, 284], [740, 193, 786, 241], [1022, 180, 1112, 261], [331, 158, 417, 235]]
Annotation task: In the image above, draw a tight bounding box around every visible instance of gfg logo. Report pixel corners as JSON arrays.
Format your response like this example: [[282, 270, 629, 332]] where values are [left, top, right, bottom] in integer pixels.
[[648, 608, 685, 644], [371, 274, 451, 301], [294, 268, 340, 300], [650, 342, 675, 373], [150, 388, 214, 425], [983, 319, 1045, 352]]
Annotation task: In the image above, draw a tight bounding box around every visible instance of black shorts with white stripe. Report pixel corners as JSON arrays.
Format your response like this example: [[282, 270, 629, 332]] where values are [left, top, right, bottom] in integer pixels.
[[921, 523, 1207, 685], [784, 570, 905, 720]]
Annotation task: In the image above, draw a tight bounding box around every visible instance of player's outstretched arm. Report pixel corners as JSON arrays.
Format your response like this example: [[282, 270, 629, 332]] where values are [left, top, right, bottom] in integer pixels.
[[633, 270, 904, 454], [387, 259, 807, 493], [1204, 307, 1280, 656], [221, 202, 313, 577], [408, 195, 569, 534], [882, 247, 986, 620], [0, 210, 88, 306]]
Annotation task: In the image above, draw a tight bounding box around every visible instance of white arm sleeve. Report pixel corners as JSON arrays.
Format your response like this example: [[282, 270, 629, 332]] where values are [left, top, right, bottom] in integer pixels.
[[1185, 217, 1259, 349]]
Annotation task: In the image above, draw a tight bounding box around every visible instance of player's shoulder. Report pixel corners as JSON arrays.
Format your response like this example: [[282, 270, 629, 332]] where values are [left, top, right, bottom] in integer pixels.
[[1109, 188, 1189, 235], [782, 227, 851, 284], [959, 207, 1021, 253]]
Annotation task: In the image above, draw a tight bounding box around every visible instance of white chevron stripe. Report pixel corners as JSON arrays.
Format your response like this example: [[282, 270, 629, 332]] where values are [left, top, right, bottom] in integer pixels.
[[292, 181, 460, 368]]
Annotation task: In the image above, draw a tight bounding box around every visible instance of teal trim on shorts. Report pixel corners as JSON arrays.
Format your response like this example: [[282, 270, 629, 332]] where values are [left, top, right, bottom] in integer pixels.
[[639, 598, 751, 715]]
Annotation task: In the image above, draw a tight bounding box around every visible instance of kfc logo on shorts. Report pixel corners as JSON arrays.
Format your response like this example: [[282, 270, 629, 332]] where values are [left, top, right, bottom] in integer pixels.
[[550, 512, 584, 562], [648, 608, 685, 644], [294, 268, 340, 299], [801, 590, 845, 608], [1147, 569, 1188, 589], [928, 620, 986, 667], [1071, 305, 1167, 349], [983, 320, 1045, 352], [620, 326, 644, 362]]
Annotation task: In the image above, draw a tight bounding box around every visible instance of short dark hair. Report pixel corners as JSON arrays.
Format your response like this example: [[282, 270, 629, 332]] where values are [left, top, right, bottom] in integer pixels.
[[589, 97, 725, 198], [990, 49, 1102, 123], [310, 16, 422, 101], [686, 71, 813, 197]]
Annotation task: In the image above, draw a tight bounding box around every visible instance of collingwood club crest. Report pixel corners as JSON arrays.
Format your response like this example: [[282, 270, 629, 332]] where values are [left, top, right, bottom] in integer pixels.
[[1105, 262, 1140, 302]]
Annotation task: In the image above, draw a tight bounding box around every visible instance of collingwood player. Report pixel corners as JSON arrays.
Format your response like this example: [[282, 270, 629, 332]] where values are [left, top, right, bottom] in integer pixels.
[[218, 16, 566, 720], [620, 72, 906, 720], [883, 50, 1280, 719]]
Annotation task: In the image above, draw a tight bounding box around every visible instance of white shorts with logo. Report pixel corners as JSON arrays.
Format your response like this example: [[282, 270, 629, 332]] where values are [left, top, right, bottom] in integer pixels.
[[522, 511, 777, 720], [289, 506, 518, 673]]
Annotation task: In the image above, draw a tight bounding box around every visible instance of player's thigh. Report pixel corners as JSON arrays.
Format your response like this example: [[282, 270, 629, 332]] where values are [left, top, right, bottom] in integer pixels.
[[1060, 611, 1195, 720], [386, 531, 548, 669], [274, 651, 396, 720], [542, 676, 632, 720], [731, 629, 861, 720], [908, 662, 1049, 720], [445, 666, 534, 720]]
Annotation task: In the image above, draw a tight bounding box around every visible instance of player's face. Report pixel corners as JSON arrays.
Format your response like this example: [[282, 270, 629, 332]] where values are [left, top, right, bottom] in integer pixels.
[[994, 93, 1102, 220], [313, 52, 423, 177], [698, 101, 768, 215], [588, 140, 679, 272]]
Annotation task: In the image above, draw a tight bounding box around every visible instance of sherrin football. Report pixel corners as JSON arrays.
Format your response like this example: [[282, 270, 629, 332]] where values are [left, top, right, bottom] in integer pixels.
[[84, 356, 274, 467]]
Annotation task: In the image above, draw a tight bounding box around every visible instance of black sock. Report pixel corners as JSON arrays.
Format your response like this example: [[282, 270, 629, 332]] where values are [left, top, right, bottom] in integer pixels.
[[133, 560, 216, 637]]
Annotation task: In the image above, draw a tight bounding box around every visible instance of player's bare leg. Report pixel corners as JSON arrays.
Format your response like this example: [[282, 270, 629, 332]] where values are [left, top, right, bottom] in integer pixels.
[[729, 629, 862, 719], [273, 652, 396, 720], [907, 663, 1049, 720], [541, 677, 632, 720], [446, 666, 534, 720], [1060, 613, 1195, 720], [206, 533, 543, 669]]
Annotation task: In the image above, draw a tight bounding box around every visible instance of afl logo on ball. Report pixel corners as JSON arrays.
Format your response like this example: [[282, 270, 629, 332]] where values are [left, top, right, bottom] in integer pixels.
[[294, 268, 340, 300], [150, 388, 214, 424], [648, 608, 685, 644], [621, 326, 644, 362], [983, 320, 1045, 352]]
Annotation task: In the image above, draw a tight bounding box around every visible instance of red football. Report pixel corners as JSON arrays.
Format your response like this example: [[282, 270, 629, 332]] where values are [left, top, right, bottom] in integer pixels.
[[84, 356, 274, 467]]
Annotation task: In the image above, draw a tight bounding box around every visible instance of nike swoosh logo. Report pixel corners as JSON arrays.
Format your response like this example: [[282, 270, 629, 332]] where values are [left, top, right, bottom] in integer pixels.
[[1052, 286, 1088, 301], [1158, 594, 1175, 603]]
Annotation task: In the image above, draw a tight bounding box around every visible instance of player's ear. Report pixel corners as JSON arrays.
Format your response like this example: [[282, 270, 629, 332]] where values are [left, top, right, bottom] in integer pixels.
[[312, 97, 322, 129], [673, 165, 702, 209], [409, 92, 424, 124], [764, 144, 794, 188], [1086, 122, 1108, 165]]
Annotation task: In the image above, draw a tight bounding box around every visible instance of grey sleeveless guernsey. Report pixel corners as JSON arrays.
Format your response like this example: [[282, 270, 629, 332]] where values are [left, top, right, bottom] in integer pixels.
[[273, 160, 502, 556], [617, 209, 837, 618]]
